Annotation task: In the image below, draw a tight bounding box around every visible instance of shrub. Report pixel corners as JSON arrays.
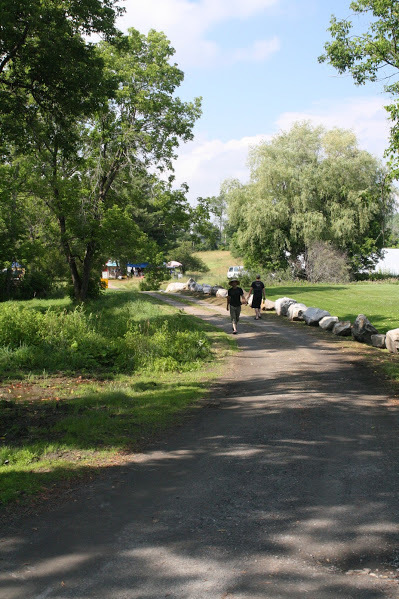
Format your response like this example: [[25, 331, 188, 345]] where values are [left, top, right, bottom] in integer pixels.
[[305, 241, 351, 283]]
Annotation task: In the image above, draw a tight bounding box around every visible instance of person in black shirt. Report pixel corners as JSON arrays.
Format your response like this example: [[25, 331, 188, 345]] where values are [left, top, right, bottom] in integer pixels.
[[227, 279, 247, 334], [249, 274, 265, 320]]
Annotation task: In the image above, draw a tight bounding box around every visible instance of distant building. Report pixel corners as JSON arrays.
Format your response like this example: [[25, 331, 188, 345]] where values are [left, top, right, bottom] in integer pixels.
[[373, 248, 399, 275]]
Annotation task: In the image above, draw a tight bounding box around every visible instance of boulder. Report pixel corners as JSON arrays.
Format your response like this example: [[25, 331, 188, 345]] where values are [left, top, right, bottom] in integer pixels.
[[287, 303, 307, 321], [188, 281, 197, 291], [332, 321, 352, 336], [262, 299, 275, 311], [303, 307, 331, 326], [187, 278, 196, 286], [319, 316, 339, 331], [216, 288, 228, 298], [351, 314, 379, 344], [195, 284, 204, 293], [211, 285, 223, 296], [386, 328, 399, 353], [371, 334, 386, 349], [165, 282, 187, 293], [202, 284, 212, 294], [275, 297, 297, 316]]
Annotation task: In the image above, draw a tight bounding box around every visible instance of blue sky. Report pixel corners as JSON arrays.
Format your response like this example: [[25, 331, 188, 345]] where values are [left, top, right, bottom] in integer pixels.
[[118, 0, 391, 201]]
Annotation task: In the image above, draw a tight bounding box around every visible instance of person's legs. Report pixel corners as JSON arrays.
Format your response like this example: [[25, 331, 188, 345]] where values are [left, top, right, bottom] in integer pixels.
[[230, 305, 241, 333]]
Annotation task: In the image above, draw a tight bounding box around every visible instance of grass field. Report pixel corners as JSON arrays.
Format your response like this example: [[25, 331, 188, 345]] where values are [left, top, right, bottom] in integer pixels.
[[0, 290, 235, 505], [189, 249, 242, 285]]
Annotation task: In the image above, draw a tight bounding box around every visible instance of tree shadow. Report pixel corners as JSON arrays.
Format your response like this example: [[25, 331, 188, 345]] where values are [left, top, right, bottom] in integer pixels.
[[1, 346, 399, 597]]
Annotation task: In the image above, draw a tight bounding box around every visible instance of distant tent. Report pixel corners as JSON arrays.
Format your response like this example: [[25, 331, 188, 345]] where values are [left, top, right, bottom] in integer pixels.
[[127, 262, 149, 268]]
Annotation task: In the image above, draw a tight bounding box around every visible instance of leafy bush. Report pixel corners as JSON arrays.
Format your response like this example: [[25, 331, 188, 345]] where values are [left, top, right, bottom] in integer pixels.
[[0, 296, 212, 375], [139, 266, 170, 291]]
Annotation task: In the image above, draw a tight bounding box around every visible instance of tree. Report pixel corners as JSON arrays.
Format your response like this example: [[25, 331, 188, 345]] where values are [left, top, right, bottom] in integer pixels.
[[319, 0, 399, 174], [225, 122, 395, 275], [19, 28, 201, 301], [0, 0, 121, 144]]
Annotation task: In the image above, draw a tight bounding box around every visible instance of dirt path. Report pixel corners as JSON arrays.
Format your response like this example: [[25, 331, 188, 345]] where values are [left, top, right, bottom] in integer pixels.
[[1, 293, 399, 598]]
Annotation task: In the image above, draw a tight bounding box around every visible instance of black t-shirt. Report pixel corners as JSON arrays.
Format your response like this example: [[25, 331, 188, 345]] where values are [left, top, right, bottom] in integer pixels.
[[251, 280, 264, 297], [228, 286, 244, 307]]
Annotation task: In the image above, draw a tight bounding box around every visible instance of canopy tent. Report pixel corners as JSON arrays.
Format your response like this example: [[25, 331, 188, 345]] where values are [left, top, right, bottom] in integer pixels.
[[127, 262, 149, 268], [166, 261, 182, 268]]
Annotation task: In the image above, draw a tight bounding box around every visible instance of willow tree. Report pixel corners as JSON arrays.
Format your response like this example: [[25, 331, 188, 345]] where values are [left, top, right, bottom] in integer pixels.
[[226, 122, 394, 274]]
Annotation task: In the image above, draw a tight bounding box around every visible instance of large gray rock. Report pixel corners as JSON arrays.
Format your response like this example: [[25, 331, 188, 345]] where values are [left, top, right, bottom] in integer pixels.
[[165, 282, 187, 293], [332, 321, 352, 336], [351, 314, 379, 344], [262, 299, 275, 311], [386, 328, 399, 353], [371, 334, 386, 349], [287, 303, 307, 321], [216, 288, 228, 298], [319, 316, 339, 331], [202, 284, 212, 294], [275, 297, 297, 316], [303, 307, 331, 326], [211, 285, 223, 296]]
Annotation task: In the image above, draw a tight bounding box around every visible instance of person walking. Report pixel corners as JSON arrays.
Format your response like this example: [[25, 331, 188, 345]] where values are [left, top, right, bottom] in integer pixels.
[[249, 274, 265, 320], [227, 279, 247, 334]]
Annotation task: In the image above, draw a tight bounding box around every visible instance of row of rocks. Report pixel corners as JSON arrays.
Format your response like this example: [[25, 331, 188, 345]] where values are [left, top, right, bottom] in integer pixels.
[[165, 279, 228, 297], [274, 296, 399, 354], [163, 280, 399, 354]]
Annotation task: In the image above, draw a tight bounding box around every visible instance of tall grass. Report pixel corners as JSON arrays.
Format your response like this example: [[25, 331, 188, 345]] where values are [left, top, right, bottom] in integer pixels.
[[0, 292, 212, 376]]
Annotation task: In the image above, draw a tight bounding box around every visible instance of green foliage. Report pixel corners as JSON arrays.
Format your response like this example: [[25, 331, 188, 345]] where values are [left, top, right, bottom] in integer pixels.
[[0, 0, 121, 145], [0, 25, 201, 302], [225, 122, 395, 276], [0, 292, 212, 375], [319, 0, 399, 175]]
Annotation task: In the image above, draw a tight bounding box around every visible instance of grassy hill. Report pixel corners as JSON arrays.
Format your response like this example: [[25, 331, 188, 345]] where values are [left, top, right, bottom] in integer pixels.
[[190, 250, 242, 285]]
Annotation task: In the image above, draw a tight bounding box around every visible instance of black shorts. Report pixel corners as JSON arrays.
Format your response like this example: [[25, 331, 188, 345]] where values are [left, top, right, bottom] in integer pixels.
[[252, 295, 262, 309]]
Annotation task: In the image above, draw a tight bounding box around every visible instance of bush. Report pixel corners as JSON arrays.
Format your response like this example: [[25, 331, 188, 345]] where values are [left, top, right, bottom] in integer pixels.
[[0, 297, 212, 375], [0, 270, 54, 301], [305, 242, 351, 283], [139, 266, 170, 291]]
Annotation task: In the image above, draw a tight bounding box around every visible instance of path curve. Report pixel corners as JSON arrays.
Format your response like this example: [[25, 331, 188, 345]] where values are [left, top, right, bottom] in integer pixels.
[[1, 293, 399, 598]]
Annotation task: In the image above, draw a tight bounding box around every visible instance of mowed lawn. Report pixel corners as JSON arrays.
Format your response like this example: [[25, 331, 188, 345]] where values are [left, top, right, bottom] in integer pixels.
[[263, 283, 399, 334]]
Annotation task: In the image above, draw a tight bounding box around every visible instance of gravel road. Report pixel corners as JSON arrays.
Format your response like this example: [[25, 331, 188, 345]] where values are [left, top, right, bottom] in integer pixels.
[[1, 293, 399, 599]]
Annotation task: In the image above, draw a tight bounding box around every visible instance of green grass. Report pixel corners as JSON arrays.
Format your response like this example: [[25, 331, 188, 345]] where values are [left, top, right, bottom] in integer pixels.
[[189, 249, 242, 285], [262, 282, 399, 334], [0, 289, 235, 505]]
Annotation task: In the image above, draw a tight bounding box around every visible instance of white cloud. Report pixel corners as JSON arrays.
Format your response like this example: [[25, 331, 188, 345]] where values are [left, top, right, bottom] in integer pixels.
[[173, 96, 392, 202], [276, 96, 391, 158], [118, 0, 281, 68], [232, 37, 280, 63], [173, 133, 270, 201]]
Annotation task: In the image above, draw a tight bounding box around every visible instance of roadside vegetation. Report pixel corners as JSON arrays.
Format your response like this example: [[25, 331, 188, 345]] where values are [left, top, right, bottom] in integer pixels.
[[0, 290, 234, 506]]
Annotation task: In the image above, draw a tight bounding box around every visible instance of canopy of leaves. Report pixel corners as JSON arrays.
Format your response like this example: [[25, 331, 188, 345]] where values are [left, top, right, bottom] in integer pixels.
[[0, 0, 122, 144], [319, 0, 399, 174]]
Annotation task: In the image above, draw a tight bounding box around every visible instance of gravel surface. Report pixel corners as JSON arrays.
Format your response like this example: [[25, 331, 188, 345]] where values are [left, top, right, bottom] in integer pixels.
[[1, 294, 399, 599]]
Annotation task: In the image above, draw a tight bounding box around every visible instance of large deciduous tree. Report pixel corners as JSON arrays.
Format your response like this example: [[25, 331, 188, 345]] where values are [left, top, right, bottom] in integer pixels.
[[23, 28, 201, 301], [0, 0, 121, 143], [225, 122, 394, 276], [319, 0, 399, 175]]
